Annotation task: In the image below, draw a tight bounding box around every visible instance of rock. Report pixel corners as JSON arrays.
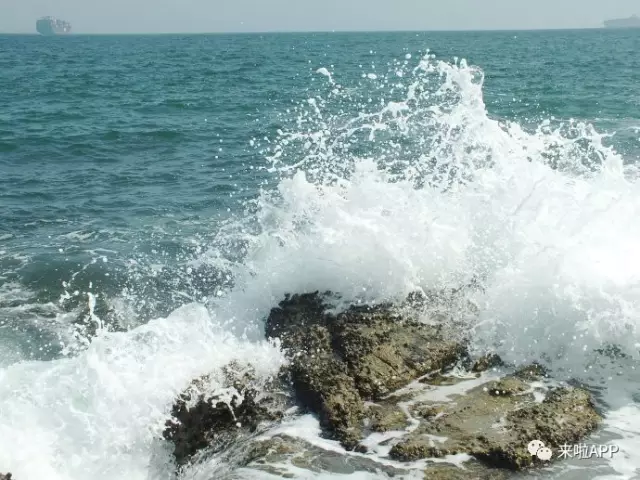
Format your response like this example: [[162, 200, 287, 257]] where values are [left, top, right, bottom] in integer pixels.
[[163, 291, 605, 477], [420, 372, 467, 386], [242, 434, 405, 477], [499, 387, 602, 463], [264, 292, 333, 347], [594, 344, 629, 359], [486, 377, 529, 397], [162, 362, 287, 466], [243, 435, 299, 463], [414, 404, 445, 419], [265, 294, 367, 447], [241, 436, 302, 478], [288, 349, 366, 450], [264, 292, 466, 449], [272, 308, 366, 450], [0, 474, 12, 480], [390, 377, 601, 470], [390, 438, 442, 461], [423, 463, 508, 479], [514, 362, 549, 381], [366, 403, 409, 432], [332, 306, 466, 399], [472, 353, 504, 373]]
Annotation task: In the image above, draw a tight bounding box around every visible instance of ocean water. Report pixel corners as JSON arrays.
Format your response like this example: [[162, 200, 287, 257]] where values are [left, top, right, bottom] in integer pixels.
[[1, 29, 640, 479]]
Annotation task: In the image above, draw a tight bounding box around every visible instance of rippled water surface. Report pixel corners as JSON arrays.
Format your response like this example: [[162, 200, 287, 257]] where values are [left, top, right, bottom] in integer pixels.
[[1, 29, 640, 479]]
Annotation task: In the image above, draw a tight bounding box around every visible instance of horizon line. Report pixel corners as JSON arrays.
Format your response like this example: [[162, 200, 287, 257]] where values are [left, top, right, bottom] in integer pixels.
[[0, 25, 617, 36]]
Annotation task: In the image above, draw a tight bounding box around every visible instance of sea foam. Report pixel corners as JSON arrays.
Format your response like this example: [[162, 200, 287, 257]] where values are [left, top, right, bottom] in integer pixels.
[[1, 51, 639, 479]]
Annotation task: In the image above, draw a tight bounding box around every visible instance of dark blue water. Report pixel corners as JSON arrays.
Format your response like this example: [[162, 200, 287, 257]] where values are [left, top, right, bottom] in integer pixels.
[[1, 30, 640, 479]]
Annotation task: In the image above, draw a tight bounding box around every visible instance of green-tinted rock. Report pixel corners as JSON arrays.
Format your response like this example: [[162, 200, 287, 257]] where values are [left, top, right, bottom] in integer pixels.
[[241, 436, 302, 477], [486, 377, 529, 397], [265, 292, 467, 450], [366, 403, 409, 432], [389, 381, 601, 471], [390, 438, 440, 461], [332, 307, 466, 399], [502, 387, 602, 461], [163, 290, 605, 478], [423, 463, 509, 480]]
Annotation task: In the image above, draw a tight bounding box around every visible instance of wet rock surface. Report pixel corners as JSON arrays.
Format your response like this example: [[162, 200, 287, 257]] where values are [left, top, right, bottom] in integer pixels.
[[471, 353, 504, 373], [422, 463, 509, 480], [366, 403, 409, 432], [163, 291, 604, 478], [513, 362, 549, 381], [265, 292, 466, 449], [389, 375, 601, 470], [241, 434, 406, 478], [162, 362, 289, 466], [240, 435, 509, 479]]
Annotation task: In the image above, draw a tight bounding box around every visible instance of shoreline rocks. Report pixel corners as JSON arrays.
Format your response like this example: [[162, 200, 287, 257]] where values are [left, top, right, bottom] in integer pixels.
[[388, 378, 600, 470], [162, 291, 603, 477], [162, 361, 290, 466], [264, 292, 467, 450]]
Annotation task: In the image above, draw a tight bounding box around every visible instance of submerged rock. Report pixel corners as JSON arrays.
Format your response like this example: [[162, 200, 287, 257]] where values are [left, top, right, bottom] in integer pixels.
[[241, 435, 509, 479], [241, 434, 406, 477]]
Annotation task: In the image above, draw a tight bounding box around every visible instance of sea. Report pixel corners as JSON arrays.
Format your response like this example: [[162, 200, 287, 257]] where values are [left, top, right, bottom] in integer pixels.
[[0, 29, 639, 479]]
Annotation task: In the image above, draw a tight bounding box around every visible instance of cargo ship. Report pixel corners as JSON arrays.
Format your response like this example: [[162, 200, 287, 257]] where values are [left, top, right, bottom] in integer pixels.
[[603, 15, 640, 28], [36, 17, 72, 36]]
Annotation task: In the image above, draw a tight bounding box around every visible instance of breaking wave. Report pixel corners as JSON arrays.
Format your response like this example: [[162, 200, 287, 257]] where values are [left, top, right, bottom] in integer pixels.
[[1, 51, 639, 479]]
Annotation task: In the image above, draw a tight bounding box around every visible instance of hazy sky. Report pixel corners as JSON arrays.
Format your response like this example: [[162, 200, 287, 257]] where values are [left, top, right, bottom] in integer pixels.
[[1, 0, 638, 34]]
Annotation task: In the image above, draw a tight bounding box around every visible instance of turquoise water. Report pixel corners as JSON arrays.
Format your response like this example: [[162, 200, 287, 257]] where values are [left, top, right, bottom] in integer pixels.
[[1, 30, 640, 479]]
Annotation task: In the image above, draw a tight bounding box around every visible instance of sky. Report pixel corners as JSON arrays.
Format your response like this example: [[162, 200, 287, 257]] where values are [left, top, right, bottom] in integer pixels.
[[0, 0, 638, 34]]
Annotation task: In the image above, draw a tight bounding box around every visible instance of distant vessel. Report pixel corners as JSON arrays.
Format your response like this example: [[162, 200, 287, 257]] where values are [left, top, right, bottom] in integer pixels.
[[36, 16, 72, 36], [603, 15, 640, 29]]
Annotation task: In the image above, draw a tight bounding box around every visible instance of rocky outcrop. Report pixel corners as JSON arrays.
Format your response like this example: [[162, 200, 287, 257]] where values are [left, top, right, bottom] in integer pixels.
[[389, 375, 601, 470], [162, 361, 289, 466], [265, 292, 466, 449], [162, 290, 604, 477]]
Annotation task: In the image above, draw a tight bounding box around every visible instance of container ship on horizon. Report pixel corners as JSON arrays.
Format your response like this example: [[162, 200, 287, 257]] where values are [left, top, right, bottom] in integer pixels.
[[36, 16, 72, 36], [603, 14, 640, 28]]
